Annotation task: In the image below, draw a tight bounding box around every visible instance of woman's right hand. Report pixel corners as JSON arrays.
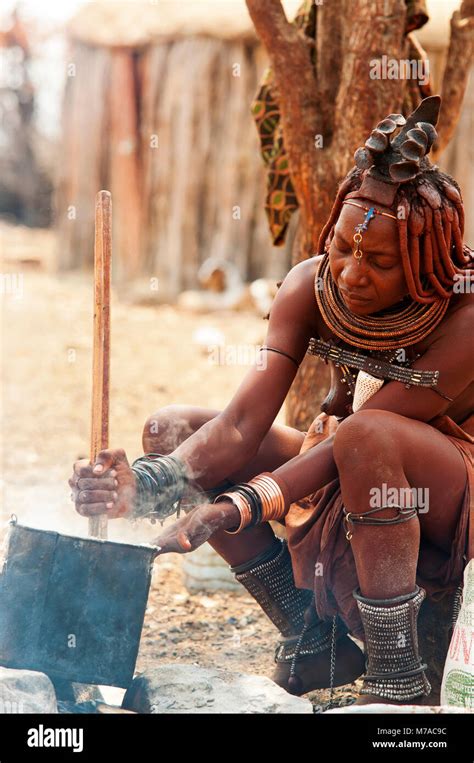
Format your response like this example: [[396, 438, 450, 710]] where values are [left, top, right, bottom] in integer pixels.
[[69, 448, 137, 519]]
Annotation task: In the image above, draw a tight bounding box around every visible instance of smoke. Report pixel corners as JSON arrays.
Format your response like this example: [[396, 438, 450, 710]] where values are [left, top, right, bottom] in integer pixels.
[[0, 479, 177, 548]]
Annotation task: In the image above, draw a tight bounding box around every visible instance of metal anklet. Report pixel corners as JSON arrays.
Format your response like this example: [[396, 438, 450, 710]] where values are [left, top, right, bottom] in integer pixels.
[[354, 585, 432, 701]]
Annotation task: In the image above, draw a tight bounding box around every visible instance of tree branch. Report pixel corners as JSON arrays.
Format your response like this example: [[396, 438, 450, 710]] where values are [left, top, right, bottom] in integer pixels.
[[246, 0, 322, 233], [245, 0, 321, 140], [433, 1, 474, 159], [245, 0, 300, 58]]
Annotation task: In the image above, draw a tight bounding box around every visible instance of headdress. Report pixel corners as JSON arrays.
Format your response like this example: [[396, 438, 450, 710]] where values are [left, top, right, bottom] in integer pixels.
[[353, 94, 440, 189], [340, 96, 442, 264]]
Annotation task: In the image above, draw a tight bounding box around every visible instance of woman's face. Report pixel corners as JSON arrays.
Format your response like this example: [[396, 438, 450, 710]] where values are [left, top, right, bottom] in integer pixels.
[[328, 197, 409, 315]]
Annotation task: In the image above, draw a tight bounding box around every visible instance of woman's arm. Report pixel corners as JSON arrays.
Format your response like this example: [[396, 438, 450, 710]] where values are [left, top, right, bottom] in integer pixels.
[[169, 257, 319, 489], [151, 435, 338, 556], [152, 418, 339, 555], [272, 435, 337, 502], [70, 257, 321, 519]]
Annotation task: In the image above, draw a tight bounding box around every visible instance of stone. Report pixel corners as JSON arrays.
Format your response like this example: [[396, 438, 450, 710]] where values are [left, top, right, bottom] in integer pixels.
[[0, 667, 57, 713], [122, 664, 313, 714]]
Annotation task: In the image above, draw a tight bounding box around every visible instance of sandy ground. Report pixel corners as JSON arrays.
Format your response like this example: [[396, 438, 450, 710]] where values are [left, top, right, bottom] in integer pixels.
[[0, 223, 360, 711]]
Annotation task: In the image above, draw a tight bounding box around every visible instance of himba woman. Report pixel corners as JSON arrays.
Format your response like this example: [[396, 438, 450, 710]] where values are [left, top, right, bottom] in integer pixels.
[[70, 96, 473, 706]]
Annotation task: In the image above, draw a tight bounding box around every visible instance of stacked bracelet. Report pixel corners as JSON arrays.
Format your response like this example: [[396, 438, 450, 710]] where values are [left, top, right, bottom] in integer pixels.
[[130, 453, 189, 521], [213, 472, 291, 534]]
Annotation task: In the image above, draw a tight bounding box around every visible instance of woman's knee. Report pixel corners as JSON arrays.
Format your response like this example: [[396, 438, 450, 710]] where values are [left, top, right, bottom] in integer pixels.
[[142, 404, 220, 453], [333, 409, 401, 468]]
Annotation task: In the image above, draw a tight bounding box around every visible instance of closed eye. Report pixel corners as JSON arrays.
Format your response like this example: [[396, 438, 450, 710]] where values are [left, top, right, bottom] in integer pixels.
[[371, 256, 398, 270], [333, 235, 351, 253]]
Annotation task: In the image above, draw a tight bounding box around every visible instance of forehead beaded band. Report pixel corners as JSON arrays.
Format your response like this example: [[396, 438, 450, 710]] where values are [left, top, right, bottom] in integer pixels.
[[342, 200, 397, 263]]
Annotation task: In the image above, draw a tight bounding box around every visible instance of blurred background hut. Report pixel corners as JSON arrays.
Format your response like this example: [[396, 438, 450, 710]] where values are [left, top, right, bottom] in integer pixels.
[[54, 0, 301, 299]]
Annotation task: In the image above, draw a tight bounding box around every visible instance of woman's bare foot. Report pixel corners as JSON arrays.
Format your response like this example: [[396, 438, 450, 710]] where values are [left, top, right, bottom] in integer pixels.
[[272, 634, 366, 695]]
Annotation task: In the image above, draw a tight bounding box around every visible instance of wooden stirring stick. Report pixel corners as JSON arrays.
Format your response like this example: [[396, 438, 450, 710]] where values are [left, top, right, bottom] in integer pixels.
[[89, 190, 112, 540]]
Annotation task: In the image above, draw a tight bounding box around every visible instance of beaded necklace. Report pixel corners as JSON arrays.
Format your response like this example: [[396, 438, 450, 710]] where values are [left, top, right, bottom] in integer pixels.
[[315, 253, 449, 351]]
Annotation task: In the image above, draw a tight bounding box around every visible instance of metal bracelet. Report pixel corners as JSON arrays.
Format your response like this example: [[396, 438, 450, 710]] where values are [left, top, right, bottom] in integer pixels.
[[130, 453, 189, 521]]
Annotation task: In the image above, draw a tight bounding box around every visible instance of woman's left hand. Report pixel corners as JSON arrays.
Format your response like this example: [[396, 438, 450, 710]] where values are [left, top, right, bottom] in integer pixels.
[[152, 500, 240, 556]]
